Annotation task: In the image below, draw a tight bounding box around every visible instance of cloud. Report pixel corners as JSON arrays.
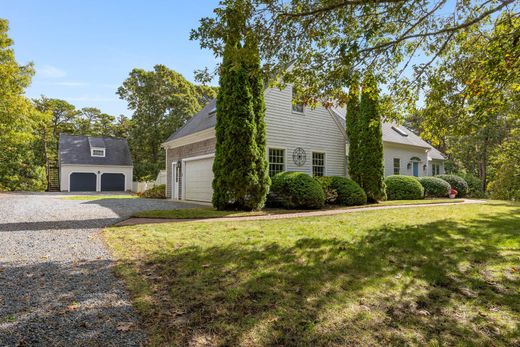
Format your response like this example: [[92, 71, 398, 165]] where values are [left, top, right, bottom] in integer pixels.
[[38, 65, 67, 78]]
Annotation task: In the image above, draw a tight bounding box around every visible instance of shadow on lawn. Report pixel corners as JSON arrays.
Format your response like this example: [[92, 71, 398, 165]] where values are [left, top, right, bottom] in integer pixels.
[[122, 209, 520, 346]]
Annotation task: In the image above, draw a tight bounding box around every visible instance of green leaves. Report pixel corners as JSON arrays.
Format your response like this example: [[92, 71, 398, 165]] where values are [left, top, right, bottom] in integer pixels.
[[117, 65, 217, 180]]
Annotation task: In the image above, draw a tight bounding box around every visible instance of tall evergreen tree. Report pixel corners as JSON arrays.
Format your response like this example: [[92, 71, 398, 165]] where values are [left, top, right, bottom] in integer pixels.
[[346, 76, 361, 185], [212, 2, 267, 210], [245, 31, 270, 208], [359, 73, 386, 202]]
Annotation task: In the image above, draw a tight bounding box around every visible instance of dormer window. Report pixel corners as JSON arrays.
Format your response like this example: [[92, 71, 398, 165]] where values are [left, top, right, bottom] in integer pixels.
[[91, 148, 105, 157], [292, 88, 304, 113]]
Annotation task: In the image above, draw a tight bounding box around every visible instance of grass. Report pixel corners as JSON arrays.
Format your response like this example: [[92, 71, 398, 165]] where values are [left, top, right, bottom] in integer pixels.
[[132, 198, 464, 219], [61, 194, 139, 201], [103, 201, 519, 346]]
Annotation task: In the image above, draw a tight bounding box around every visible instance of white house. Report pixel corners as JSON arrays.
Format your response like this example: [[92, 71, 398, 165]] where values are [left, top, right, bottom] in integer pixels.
[[59, 134, 133, 192], [162, 86, 445, 202]]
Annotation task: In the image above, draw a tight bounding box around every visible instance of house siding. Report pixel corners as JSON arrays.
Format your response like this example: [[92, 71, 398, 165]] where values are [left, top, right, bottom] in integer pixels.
[[166, 138, 216, 198], [383, 143, 429, 177], [264, 86, 346, 176]]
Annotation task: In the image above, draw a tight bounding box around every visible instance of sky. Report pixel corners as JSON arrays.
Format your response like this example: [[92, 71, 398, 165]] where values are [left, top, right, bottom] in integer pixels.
[[2, 0, 220, 116]]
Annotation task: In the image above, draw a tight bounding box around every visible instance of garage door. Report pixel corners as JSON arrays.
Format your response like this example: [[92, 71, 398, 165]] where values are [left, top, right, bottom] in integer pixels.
[[70, 173, 96, 192], [184, 157, 214, 202], [101, 173, 125, 191]]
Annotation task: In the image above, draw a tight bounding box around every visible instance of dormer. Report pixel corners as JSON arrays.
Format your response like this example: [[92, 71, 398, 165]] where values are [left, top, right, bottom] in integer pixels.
[[88, 137, 106, 157]]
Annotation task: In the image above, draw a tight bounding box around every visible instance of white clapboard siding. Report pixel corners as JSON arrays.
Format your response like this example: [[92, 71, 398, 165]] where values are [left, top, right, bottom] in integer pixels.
[[264, 86, 346, 176]]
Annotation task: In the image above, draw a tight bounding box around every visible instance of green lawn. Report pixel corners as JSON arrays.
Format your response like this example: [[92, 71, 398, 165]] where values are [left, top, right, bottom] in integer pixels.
[[132, 198, 464, 219], [104, 201, 519, 346], [61, 194, 139, 201]]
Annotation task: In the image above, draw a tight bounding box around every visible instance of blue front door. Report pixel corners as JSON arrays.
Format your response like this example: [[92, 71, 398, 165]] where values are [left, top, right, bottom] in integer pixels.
[[412, 162, 419, 177]]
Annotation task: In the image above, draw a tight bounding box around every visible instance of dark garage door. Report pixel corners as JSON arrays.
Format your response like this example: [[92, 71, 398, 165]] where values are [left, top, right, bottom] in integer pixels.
[[70, 173, 97, 192], [101, 173, 125, 191]]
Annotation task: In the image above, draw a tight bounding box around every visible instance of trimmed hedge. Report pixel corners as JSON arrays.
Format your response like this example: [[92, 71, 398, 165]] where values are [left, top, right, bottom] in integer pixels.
[[268, 172, 325, 209], [316, 176, 366, 206], [139, 184, 166, 199], [418, 177, 450, 198], [384, 175, 424, 200], [436, 174, 469, 198]]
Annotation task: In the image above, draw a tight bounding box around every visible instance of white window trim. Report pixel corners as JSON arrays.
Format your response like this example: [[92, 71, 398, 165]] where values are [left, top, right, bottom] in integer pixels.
[[311, 151, 326, 177], [267, 147, 286, 176], [91, 147, 105, 157], [393, 158, 401, 175]]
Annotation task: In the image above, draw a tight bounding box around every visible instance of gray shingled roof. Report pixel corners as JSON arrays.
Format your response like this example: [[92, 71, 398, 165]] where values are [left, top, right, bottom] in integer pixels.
[[59, 134, 133, 166], [330, 108, 445, 157], [165, 99, 217, 142]]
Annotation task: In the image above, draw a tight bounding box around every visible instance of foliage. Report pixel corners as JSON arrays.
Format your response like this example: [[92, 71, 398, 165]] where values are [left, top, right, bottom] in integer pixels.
[[118, 65, 216, 180], [417, 177, 450, 198], [138, 184, 166, 199], [268, 172, 325, 209], [0, 19, 48, 191], [456, 173, 485, 198], [316, 176, 366, 206], [357, 73, 386, 202], [212, 4, 269, 211], [488, 128, 520, 201], [192, 1, 517, 107], [345, 75, 361, 185], [408, 15, 519, 191], [436, 175, 469, 198], [314, 176, 337, 204], [105, 202, 520, 346], [385, 175, 424, 200]]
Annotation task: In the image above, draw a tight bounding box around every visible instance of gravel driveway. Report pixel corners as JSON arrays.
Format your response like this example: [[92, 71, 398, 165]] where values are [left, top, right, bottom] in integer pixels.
[[0, 193, 196, 346]]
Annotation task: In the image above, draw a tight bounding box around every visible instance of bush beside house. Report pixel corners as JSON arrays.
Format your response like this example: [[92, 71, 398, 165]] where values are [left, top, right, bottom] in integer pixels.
[[139, 184, 166, 199], [436, 174, 469, 198], [456, 173, 485, 198], [385, 175, 424, 200], [316, 176, 366, 206], [418, 177, 450, 198], [268, 172, 325, 209]]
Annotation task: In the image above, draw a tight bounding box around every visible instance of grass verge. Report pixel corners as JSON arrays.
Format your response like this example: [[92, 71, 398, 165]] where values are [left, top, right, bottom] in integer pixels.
[[132, 198, 464, 219], [104, 201, 518, 346]]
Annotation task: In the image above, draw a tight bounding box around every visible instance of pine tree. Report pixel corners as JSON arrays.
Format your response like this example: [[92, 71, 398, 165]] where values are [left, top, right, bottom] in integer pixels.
[[212, 4, 267, 210], [359, 72, 386, 202], [346, 76, 362, 185], [245, 31, 270, 208]]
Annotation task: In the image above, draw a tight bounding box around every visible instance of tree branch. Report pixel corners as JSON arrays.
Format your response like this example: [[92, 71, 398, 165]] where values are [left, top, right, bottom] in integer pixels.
[[279, 0, 406, 18], [360, 0, 514, 53]]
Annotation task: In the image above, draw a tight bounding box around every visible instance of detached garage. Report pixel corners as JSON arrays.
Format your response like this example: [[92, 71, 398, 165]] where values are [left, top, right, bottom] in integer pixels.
[[59, 134, 133, 192]]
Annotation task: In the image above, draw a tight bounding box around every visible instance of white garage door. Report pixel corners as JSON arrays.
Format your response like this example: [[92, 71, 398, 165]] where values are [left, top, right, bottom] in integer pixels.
[[184, 157, 214, 202]]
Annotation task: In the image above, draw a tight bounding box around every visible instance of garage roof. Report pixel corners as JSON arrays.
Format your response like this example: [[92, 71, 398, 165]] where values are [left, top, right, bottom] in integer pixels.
[[59, 134, 133, 166]]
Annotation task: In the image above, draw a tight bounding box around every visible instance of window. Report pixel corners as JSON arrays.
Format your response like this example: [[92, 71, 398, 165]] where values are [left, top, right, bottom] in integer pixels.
[[91, 148, 105, 157], [268, 148, 285, 176], [393, 158, 400, 175], [312, 152, 325, 176], [291, 88, 304, 113], [432, 163, 440, 176]]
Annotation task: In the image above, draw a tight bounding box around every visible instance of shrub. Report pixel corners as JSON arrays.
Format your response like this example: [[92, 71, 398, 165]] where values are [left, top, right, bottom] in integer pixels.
[[436, 174, 469, 198], [314, 176, 337, 203], [316, 176, 366, 206], [418, 177, 450, 198], [139, 184, 166, 199], [384, 175, 424, 200], [268, 172, 325, 209], [456, 173, 485, 198]]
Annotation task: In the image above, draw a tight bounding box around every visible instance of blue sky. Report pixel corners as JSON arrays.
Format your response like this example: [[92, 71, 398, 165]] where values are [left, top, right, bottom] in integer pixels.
[[2, 0, 220, 116]]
